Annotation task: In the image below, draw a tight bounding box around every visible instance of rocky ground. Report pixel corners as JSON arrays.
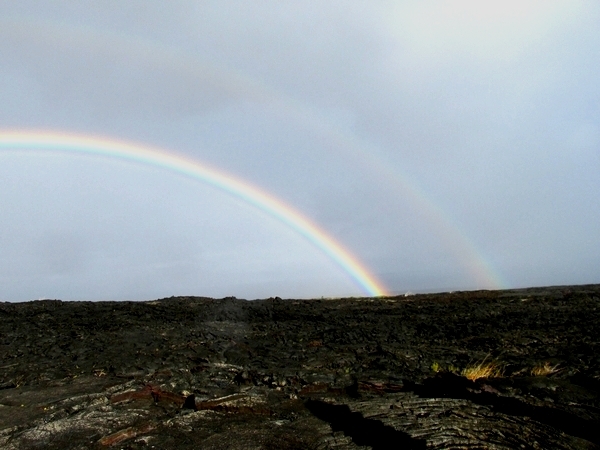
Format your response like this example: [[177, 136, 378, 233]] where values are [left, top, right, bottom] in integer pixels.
[[1, 284, 599, 449]]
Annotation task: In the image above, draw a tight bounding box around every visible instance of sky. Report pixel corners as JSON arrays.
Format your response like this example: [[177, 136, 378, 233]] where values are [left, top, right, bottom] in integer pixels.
[[0, 1, 598, 301]]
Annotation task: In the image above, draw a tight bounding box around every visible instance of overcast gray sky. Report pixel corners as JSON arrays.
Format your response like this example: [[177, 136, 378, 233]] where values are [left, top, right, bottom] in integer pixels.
[[0, 1, 598, 301]]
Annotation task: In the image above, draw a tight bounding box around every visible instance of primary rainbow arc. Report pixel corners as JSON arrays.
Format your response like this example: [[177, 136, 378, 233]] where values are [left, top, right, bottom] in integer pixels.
[[0, 130, 388, 297], [0, 19, 505, 289]]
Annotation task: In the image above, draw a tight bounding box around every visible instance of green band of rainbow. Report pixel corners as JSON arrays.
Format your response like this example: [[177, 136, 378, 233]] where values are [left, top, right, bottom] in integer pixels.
[[0, 130, 388, 297]]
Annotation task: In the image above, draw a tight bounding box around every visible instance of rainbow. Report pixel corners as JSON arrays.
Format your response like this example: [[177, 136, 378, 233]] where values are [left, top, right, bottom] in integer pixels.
[[0, 130, 389, 297], [271, 105, 507, 289], [1, 18, 507, 290]]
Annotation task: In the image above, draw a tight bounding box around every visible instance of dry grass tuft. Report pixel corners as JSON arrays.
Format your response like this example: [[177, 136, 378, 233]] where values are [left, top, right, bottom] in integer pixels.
[[462, 361, 504, 381], [531, 362, 561, 377]]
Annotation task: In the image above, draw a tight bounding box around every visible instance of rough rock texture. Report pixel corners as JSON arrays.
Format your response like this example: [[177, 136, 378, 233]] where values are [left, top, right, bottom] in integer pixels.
[[1, 284, 599, 448]]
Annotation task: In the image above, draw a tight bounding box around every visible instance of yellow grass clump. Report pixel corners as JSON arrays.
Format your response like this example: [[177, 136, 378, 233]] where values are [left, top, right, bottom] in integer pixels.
[[431, 362, 459, 374], [531, 362, 561, 377], [462, 361, 504, 381]]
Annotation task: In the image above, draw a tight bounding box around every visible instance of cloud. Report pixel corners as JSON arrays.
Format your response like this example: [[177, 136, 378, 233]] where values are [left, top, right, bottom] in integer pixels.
[[0, 1, 599, 299], [0, 18, 264, 127]]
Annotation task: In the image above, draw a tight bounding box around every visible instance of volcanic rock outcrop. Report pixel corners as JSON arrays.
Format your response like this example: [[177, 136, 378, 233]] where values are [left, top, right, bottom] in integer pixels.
[[1, 285, 599, 448]]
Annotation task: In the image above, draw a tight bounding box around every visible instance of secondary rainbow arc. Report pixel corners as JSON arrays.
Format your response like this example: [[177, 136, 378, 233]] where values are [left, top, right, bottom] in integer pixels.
[[0, 18, 506, 289], [0, 130, 388, 297]]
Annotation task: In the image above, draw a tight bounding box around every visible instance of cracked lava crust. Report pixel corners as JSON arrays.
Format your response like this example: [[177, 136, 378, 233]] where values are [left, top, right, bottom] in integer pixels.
[[1, 284, 599, 449]]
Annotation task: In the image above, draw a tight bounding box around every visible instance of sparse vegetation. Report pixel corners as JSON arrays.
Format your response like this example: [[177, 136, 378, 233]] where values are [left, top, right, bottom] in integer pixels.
[[433, 358, 561, 381], [431, 361, 459, 374], [531, 362, 561, 377], [461, 358, 504, 381]]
